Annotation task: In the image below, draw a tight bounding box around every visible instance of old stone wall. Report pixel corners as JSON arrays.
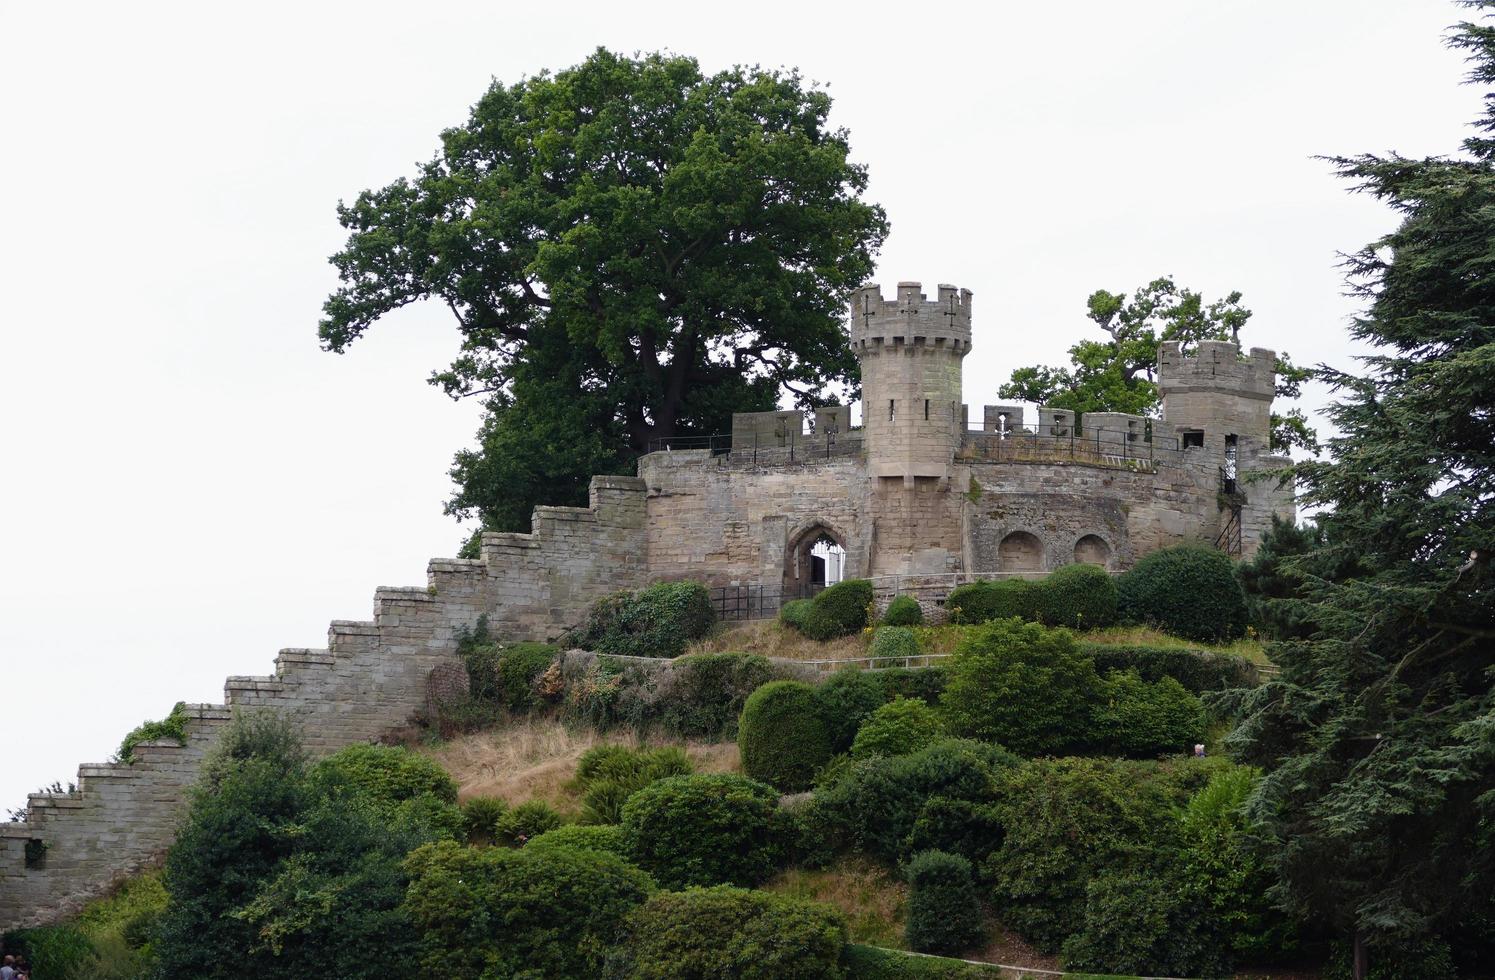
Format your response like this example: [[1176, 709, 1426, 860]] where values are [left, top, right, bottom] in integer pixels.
[[0, 476, 648, 932]]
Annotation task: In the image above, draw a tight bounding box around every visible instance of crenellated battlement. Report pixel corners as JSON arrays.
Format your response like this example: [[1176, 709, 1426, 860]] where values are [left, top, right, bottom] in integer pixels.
[[1157, 340, 1276, 400], [849, 281, 972, 353]]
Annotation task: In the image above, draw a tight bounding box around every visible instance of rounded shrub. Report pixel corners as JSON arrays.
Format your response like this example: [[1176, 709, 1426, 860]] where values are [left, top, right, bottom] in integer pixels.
[[1116, 545, 1249, 642], [882, 594, 925, 626], [1061, 869, 1230, 978], [947, 579, 1039, 625], [739, 680, 834, 791], [525, 823, 626, 858], [620, 886, 847, 979], [802, 578, 874, 639], [906, 796, 1006, 866], [311, 743, 458, 808], [620, 773, 787, 888], [906, 850, 985, 955], [851, 698, 946, 759], [461, 795, 508, 845], [575, 744, 694, 824], [1035, 562, 1118, 629], [494, 642, 559, 711], [570, 580, 717, 657], [495, 799, 564, 845], [779, 598, 813, 630], [869, 625, 921, 663], [653, 651, 779, 740], [403, 839, 655, 979], [812, 668, 887, 752], [940, 619, 1101, 755]]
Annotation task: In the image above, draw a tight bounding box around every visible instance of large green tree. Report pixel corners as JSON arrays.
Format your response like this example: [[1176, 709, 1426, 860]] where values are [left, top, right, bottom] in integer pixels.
[[320, 49, 887, 534], [1225, 5, 1495, 976], [999, 278, 1317, 453]]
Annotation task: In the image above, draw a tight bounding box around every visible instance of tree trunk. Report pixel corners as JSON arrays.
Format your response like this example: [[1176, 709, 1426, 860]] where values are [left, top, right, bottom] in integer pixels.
[[1353, 930, 1368, 980]]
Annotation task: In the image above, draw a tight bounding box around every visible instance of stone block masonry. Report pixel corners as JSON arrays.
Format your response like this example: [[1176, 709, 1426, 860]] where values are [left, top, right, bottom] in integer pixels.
[[0, 475, 650, 932]]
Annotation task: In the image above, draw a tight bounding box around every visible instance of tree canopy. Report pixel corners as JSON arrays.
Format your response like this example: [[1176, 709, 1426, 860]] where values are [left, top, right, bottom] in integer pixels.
[[320, 49, 887, 535], [1225, 4, 1495, 974], [998, 277, 1317, 453]]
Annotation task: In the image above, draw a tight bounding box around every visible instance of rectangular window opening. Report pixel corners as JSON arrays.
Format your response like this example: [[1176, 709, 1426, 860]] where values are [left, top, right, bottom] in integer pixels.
[[924, 399, 930, 420], [888, 399, 895, 422]]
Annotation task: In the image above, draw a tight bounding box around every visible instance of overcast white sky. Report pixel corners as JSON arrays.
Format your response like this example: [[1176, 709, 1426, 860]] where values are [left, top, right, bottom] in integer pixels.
[[0, 0, 1481, 809]]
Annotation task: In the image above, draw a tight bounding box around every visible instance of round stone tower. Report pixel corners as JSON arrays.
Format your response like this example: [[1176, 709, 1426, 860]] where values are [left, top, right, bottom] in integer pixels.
[[849, 281, 972, 484]]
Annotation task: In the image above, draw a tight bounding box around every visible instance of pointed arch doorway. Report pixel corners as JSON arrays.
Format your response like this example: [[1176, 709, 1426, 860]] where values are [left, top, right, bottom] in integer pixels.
[[784, 524, 847, 597]]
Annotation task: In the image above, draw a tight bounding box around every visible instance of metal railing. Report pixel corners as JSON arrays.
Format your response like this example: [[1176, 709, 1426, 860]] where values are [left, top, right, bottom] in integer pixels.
[[709, 583, 825, 621]]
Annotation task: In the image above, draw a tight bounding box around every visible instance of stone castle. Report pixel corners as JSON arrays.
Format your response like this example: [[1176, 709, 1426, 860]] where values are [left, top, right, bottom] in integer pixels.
[[0, 281, 1294, 929]]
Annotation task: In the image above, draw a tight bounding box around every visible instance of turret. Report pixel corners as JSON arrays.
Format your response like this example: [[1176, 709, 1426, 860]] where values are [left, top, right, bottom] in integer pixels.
[[1156, 340, 1275, 455], [850, 281, 972, 483]]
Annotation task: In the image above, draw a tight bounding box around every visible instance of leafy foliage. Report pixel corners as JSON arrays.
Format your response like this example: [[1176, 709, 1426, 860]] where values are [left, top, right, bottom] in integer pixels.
[[997, 276, 1316, 453], [1116, 545, 1249, 642], [1081, 643, 1258, 692], [620, 773, 787, 888], [1095, 670, 1207, 757], [116, 701, 190, 763], [945, 578, 1038, 625], [495, 799, 565, 845], [940, 619, 1100, 754], [574, 744, 693, 824], [869, 625, 920, 662], [1221, 8, 1495, 969], [321, 49, 887, 533], [651, 651, 778, 739], [402, 839, 655, 979], [619, 886, 847, 979], [841, 944, 1007, 978], [850, 697, 946, 759], [460, 796, 508, 846], [739, 680, 834, 791], [1060, 866, 1231, 978], [525, 823, 627, 858], [905, 850, 985, 955], [906, 797, 1006, 868], [786, 578, 874, 640], [813, 668, 888, 752], [568, 580, 717, 658], [1033, 562, 1118, 630], [881, 594, 925, 627]]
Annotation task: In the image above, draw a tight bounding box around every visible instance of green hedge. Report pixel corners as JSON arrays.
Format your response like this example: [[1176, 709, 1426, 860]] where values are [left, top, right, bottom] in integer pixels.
[[906, 850, 986, 955], [1116, 546, 1249, 642], [620, 774, 787, 888], [870, 625, 921, 662], [1035, 563, 1118, 630], [882, 594, 925, 626], [569, 580, 717, 657], [946, 578, 1040, 625], [495, 642, 559, 711], [785, 579, 874, 640], [1081, 644, 1258, 692], [1095, 671, 1206, 757], [851, 698, 946, 760], [841, 945, 1008, 978], [117, 701, 190, 763], [739, 680, 834, 791], [525, 823, 626, 858], [622, 886, 847, 979]]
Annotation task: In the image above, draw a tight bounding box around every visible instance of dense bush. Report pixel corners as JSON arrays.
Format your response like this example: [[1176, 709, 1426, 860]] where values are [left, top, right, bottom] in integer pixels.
[[1083, 643, 1259, 691], [841, 944, 1006, 978], [460, 796, 507, 846], [1095, 671, 1207, 757], [1061, 867, 1230, 978], [1034, 562, 1118, 629], [940, 619, 1100, 755], [652, 651, 778, 739], [2, 926, 94, 980], [1116, 545, 1249, 642], [882, 594, 925, 626], [984, 757, 1153, 951], [117, 701, 190, 763], [814, 739, 1019, 861], [525, 823, 626, 858], [905, 797, 1006, 868], [575, 744, 693, 824], [813, 668, 887, 752], [945, 578, 1038, 625], [66, 870, 170, 979], [739, 680, 834, 791], [851, 698, 946, 759], [869, 625, 921, 662], [779, 598, 814, 631], [873, 665, 948, 704], [906, 850, 985, 955], [786, 578, 874, 640], [311, 743, 459, 809], [403, 839, 655, 979], [495, 799, 565, 845], [620, 886, 847, 979], [1179, 765, 1296, 962], [620, 774, 787, 888], [569, 580, 717, 657], [494, 642, 560, 711]]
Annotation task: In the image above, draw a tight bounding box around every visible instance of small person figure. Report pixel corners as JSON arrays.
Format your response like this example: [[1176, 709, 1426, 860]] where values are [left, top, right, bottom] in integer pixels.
[[1194, 743, 1207, 758]]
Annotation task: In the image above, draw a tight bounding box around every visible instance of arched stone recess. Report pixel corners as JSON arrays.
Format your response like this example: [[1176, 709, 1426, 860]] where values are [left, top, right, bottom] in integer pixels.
[[783, 519, 852, 595], [1073, 532, 1114, 568], [997, 530, 1045, 576]]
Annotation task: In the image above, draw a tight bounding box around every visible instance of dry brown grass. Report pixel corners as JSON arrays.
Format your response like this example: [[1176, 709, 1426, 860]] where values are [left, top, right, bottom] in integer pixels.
[[1077, 624, 1271, 663], [420, 716, 740, 818], [763, 856, 909, 948], [688, 618, 870, 662]]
